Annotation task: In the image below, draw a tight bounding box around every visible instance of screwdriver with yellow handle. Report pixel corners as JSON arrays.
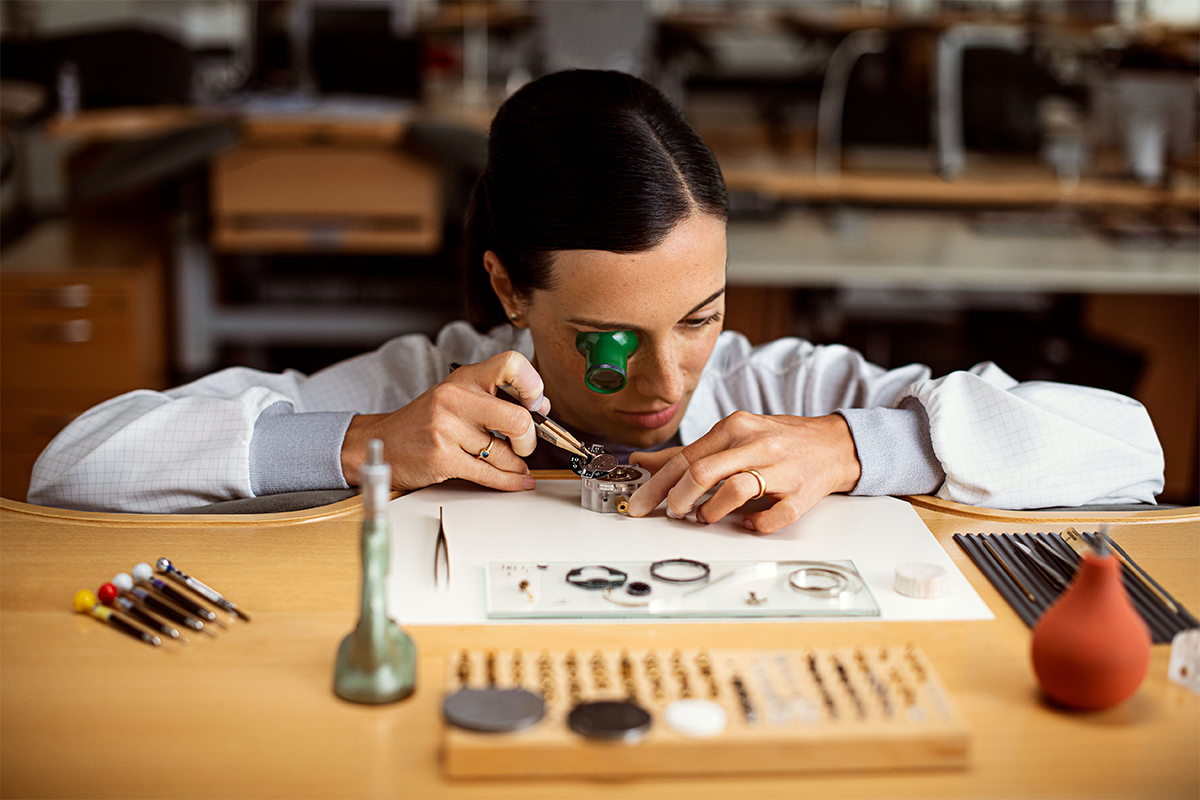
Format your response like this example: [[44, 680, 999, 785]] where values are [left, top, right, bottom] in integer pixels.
[[73, 589, 162, 647]]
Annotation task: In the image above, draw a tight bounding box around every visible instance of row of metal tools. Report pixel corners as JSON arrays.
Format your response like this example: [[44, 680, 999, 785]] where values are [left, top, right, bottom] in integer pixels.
[[72, 558, 249, 646]]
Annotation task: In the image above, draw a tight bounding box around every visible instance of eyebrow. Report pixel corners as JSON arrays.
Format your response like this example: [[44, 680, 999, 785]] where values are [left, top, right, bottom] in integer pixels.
[[565, 287, 726, 332]]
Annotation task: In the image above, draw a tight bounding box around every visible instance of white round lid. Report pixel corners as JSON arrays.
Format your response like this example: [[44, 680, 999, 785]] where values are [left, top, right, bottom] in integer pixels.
[[894, 561, 949, 599], [664, 698, 728, 738]]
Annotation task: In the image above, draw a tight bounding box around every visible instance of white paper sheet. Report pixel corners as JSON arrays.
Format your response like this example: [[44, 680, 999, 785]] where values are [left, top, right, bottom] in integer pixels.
[[385, 479, 993, 625]]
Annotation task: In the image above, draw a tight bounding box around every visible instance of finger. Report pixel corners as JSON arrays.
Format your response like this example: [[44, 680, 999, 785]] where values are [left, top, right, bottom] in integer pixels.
[[696, 470, 766, 525], [629, 447, 682, 474], [455, 450, 537, 493], [664, 447, 757, 520], [466, 434, 529, 475], [446, 387, 540, 457], [625, 449, 691, 517], [483, 351, 547, 412], [743, 492, 817, 534]]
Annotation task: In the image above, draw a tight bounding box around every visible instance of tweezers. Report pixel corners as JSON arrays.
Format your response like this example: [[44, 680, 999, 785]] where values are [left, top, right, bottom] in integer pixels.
[[435, 506, 450, 588], [447, 361, 596, 461]]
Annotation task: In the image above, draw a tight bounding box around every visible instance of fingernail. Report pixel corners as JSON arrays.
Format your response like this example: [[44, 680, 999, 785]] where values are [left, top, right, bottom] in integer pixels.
[[539, 397, 551, 415], [666, 506, 683, 520], [743, 519, 755, 531], [522, 477, 536, 490]]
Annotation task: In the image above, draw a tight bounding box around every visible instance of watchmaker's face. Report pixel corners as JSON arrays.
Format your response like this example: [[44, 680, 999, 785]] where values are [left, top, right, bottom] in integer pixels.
[[513, 212, 727, 448]]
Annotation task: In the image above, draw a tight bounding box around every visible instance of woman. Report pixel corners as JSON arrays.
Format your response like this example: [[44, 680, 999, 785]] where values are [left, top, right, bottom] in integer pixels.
[[29, 70, 1164, 527]]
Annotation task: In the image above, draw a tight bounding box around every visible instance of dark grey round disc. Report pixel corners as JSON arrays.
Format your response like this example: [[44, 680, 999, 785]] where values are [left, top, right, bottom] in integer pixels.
[[442, 687, 545, 733], [587, 453, 618, 474], [568, 700, 652, 742]]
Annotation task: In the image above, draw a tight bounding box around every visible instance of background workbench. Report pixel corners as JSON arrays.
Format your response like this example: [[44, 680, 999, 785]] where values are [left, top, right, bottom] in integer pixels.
[[1, 478, 1197, 799]]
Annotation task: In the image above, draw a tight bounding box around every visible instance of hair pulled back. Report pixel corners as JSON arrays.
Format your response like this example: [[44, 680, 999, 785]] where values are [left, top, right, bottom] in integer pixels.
[[464, 69, 727, 330]]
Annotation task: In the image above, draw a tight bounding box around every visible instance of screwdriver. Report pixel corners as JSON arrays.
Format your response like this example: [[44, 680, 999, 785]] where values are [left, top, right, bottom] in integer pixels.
[[73, 589, 161, 647]]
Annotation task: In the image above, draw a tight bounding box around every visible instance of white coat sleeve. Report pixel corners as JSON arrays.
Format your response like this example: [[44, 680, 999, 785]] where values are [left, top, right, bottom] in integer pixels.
[[902, 363, 1164, 508], [26, 323, 518, 514], [687, 334, 1165, 508], [27, 374, 309, 514]]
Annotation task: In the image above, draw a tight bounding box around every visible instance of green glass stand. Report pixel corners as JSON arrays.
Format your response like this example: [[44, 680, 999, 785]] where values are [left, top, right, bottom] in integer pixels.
[[334, 517, 417, 703]]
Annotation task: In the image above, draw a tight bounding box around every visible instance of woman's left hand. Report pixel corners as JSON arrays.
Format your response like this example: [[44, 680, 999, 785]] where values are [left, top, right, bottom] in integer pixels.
[[625, 411, 862, 534]]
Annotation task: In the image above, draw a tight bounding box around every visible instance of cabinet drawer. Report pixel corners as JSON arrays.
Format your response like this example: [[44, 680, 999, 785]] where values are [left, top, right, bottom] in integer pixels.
[[1, 276, 136, 319], [0, 406, 85, 502], [1, 315, 147, 390]]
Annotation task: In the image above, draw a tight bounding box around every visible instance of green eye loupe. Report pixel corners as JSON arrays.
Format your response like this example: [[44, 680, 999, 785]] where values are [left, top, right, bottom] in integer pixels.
[[575, 331, 639, 394]]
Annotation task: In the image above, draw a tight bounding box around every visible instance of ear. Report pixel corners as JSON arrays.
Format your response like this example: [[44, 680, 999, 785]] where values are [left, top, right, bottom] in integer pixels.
[[483, 251, 525, 326]]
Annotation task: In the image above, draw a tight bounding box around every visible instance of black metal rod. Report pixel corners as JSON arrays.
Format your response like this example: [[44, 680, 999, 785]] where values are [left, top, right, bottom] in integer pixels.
[[953, 534, 1041, 628]]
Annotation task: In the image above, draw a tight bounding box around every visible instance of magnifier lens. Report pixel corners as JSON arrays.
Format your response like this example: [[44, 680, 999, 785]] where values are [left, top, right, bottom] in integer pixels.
[[586, 366, 625, 392], [576, 331, 638, 394]]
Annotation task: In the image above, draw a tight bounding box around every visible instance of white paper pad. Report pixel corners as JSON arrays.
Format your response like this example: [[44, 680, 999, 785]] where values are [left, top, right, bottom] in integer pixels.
[[385, 480, 994, 625]]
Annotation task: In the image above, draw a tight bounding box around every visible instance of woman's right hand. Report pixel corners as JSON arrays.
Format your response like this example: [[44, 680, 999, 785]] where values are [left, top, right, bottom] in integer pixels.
[[340, 351, 549, 492]]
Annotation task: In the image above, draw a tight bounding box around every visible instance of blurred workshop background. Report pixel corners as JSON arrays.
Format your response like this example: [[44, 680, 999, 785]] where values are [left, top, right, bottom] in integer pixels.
[[0, 0, 1196, 505]]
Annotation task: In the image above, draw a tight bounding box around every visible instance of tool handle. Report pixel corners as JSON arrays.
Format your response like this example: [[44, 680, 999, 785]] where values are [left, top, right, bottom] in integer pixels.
[[106, 612, 161, 646], [121, 598, 182, 638], [152, 579, 216, 620], [134, 589, 203, 630], [166, 571, 247, 619]]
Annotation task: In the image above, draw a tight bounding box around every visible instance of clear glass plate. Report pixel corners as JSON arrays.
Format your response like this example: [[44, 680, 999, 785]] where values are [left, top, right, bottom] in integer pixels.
[[486, 560, 880, 619]]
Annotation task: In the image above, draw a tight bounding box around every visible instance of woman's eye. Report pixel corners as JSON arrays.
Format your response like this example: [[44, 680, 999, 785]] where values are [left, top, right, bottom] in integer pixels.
[[682, 313, 721, 329]]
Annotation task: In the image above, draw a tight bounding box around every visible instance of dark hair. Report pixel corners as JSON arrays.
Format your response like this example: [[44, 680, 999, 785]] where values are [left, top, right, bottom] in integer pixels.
[[464, 69, 728, 330]]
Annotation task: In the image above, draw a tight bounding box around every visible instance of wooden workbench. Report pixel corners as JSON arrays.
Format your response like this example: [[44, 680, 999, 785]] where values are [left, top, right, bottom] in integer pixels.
[[1, 483, 1197, 798]]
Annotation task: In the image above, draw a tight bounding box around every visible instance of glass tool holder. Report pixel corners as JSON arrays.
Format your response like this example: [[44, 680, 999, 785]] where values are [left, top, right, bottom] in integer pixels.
[[486, 560, 880, 619], [440, 646, 969, 778]]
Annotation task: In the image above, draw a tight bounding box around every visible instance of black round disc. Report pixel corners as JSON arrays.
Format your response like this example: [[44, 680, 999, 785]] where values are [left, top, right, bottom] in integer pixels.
[[442, 687, 545, 733], [568, 700, 652, 742], [627, 581, 651, 596]]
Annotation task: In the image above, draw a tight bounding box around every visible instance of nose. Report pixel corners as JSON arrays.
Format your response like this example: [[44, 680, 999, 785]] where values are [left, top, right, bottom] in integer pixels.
[[628, 338, 684, 404]]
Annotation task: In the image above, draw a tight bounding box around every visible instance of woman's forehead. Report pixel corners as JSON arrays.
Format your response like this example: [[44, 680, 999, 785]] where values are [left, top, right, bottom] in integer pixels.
[[543, 215, 727, 325]]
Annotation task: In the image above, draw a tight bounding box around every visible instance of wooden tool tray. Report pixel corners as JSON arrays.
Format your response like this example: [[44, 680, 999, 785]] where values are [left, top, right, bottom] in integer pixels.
[[441, 646, 970, 779]]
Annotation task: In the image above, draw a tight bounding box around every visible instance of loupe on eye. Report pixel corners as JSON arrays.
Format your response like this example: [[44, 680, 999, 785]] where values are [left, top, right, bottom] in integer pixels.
[[575, 331, 638, 394]]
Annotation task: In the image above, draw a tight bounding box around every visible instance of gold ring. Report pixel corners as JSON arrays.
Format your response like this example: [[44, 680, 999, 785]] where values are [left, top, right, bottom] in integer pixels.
[[477, 436, 495, 460], [744, 469, 766, 500]]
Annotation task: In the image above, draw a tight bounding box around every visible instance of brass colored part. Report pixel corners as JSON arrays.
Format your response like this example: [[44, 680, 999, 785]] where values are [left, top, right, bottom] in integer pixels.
[[457, 650, 471, 686], [1062, 526, 1181, 615], [538, 651, 555, 701]]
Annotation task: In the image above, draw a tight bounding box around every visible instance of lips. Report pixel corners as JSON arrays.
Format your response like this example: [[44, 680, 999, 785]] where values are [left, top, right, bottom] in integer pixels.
[[617, 402, 680, 430]]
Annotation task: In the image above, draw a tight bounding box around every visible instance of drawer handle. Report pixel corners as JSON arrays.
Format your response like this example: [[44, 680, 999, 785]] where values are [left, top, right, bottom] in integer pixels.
[[26, 284, 92, 308], [29, 319, 93, 343]]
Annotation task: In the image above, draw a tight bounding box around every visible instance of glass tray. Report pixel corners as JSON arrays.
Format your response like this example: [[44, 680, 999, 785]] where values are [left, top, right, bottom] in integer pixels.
[[485, 560, 880, 619]]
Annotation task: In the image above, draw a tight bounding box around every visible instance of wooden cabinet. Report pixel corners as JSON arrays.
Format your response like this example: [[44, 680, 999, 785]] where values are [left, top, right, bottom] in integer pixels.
[[211, 142, 442, 255], [0, 221, 166, 501]]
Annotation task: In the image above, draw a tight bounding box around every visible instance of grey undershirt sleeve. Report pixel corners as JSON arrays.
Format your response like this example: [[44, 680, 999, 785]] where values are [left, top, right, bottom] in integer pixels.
[[836, 396, 945, 497], [248, 401, 355, 496]]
